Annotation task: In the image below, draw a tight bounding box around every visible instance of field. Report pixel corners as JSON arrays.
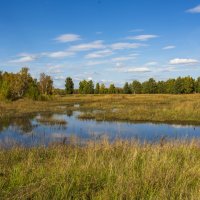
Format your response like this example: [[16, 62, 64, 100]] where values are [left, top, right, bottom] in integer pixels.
[[1, 94, 200, 199]]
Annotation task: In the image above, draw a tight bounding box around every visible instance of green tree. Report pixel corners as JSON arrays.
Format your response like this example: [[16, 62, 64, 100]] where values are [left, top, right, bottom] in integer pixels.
[[95, 83, 100, 94], [123, 82, 131, 94], [79, 80, 94, 94], [25, 79, 40, 100], [0, 79, 11, 99], [19, 67, 33, 97], [87, 80, 94, 94], [100, 83, 106, 94], [165, 79, 176, 94], [142, 78, 157, 94], [131, 80, 142, 94], [65, 77, 74, 94], [157, 81, 166, 94], [195, 77, 200, 93], [0, 71, 2, 87], [183, 76, 195, 94], [174, 77, 184, 94], [109, 84, 116, 94], [79, 81, 84, 94]]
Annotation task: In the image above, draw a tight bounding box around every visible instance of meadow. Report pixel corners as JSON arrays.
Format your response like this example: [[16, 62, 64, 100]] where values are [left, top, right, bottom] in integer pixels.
[[0, 140, 200, 199]]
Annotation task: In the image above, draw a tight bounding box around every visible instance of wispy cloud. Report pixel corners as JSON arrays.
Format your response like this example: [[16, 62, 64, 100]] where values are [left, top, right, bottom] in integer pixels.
[[55, 34, 81, 43], [127, 34, 158, 41], [9, 54, 37, 63], [129, 29, 144, 33], [145, 62, 158, 66], [85, 49, 113, 59], [124, 67, 151, 73], [114, 67, 151, 73], [169, 58, 199, 65], [100, 79, 123, 85], [44, 51, 75, 58], [187, 5, 200, 13], [96, 31, 103, 35], [158, 66, 177, 72], [47, 65, 64, 74], [163, 45, 176, 50], [53, 75, 66, 80], [73, 71, 101, 81], [110, 42, 145, 50], [112, 55, 136, 62], [86, 60, 109, 66], [69, 40, 105, 52]]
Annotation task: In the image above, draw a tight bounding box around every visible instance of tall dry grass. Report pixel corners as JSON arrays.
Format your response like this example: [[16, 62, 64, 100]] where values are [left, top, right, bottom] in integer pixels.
[[0, 140, 200, 199]]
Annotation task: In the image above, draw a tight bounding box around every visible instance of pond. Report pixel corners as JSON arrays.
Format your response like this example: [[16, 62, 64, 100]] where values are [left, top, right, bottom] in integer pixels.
[[0, 110, 200, 147]]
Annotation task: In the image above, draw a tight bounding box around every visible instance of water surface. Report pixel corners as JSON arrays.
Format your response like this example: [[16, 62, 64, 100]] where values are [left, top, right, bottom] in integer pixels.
[[0, 110, 200, 147]]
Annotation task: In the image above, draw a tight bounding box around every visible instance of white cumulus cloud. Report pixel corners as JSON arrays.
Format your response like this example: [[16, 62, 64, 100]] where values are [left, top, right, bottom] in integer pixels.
[[169, 58, 199, 65]]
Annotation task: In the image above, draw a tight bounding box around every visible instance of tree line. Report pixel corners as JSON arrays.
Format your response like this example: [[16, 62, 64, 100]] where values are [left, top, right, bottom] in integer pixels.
[[66, 76, 200, 95], [0, 68, 53, 100], [1, 68, 200, 100]]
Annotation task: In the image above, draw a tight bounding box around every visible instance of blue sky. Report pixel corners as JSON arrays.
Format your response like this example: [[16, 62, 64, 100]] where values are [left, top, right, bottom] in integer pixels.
[[0, 0, 200, 88]]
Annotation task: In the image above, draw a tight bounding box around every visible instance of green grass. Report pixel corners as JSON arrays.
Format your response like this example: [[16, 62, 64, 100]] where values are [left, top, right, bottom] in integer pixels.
[[0, 140, 200, 199]]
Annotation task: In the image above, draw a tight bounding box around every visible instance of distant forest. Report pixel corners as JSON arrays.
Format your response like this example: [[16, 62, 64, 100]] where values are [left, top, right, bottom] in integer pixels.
[[1, 68, 200, 100]]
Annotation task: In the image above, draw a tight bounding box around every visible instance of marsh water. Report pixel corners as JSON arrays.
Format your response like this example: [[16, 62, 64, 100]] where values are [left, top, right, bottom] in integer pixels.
[[0, 110, 200, 147]]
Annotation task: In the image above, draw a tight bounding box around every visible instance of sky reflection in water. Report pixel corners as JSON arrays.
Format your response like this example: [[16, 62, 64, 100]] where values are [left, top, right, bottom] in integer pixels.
[[0, 111, 200, 147]]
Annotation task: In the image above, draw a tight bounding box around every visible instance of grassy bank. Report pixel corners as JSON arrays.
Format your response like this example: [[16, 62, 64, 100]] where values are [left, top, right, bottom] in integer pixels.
[[0, 140, 200, 199], [1, 94, 200, 124]]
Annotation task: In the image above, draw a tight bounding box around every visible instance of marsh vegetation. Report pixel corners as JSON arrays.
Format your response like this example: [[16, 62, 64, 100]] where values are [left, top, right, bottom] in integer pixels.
[[0, 140, 200, 199], [2, 94, 200, 124], [1, 94, 200, 199]]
